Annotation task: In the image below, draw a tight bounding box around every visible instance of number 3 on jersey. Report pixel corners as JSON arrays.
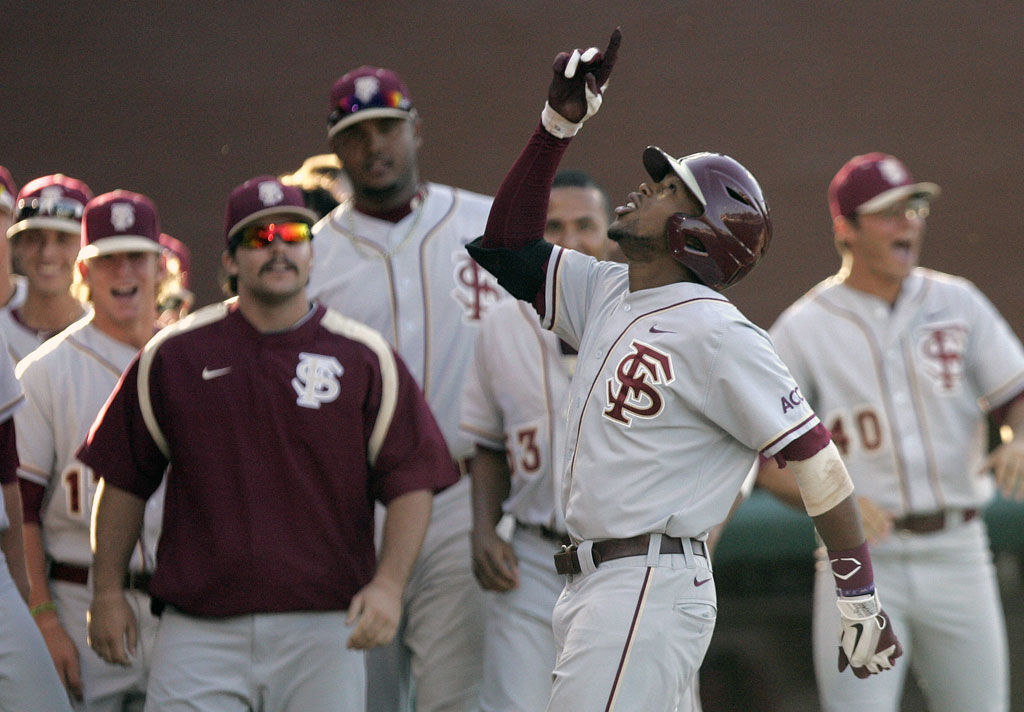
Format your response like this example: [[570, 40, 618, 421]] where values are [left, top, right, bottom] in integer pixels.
[[62, 462, 100, 519], [828, 407, 884, 456]]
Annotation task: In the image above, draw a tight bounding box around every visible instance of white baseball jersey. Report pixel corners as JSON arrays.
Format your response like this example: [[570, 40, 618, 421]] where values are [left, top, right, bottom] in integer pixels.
[[309, 184, 507, 460], [0, 329, 22, 533], [770, 268, 1024, 514], [15, 316, 163, 569], [461, 298, 571, 529], [309, 182, 507, 712], [0, 300, 73, 366], [545, 247, 819, 542]]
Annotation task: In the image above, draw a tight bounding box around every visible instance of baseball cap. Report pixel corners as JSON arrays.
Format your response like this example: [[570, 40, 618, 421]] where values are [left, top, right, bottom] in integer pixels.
[[327, 66, 416, 139], [0, 166, 16, 214], [224, 175, 318, 247], [79, 190, 163, 260], [7, 174, 93, 239], [828, 153, 940, 219]]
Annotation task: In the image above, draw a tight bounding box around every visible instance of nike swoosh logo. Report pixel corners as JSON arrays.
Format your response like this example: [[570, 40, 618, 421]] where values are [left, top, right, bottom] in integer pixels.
[[202, 366, 232, 380], [694, 576, 712, 587], [649, 325, 675, 334], [851, 622, 864, 650]]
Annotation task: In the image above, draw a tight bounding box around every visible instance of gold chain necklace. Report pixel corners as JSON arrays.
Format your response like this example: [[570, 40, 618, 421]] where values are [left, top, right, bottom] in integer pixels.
[[343, 187, 428, 260]]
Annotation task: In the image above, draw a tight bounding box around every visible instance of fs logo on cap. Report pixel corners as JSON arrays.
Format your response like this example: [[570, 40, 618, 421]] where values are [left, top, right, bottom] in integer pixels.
[[258, 181, 284, 206], [39, 186, 65, 213], [111, 203, 136, 232], [878, 158, 908, 187], [354, 76, 381, 105]]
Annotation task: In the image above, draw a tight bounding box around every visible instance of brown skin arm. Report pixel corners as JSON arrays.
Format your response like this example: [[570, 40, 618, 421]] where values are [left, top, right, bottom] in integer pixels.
[[1, 481, 30, 601], [87, 480, 145, 667], [347, 489, 432, 650], [985, 397, 1024, 501], [470, 445, 519, 591]]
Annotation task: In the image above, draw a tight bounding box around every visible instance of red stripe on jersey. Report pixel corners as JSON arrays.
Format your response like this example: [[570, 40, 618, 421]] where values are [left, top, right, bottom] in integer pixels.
[[605, 567, 654, 712]]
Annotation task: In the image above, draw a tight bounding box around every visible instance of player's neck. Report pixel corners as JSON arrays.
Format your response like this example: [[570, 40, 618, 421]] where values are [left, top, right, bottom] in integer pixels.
[[236, 291, 312, 333], [837, 263, 905, 306], [352, 184, 424, 223], [626, 257, 695, 293], [92, 308, 158, 350], [19, 291, 85, 331]]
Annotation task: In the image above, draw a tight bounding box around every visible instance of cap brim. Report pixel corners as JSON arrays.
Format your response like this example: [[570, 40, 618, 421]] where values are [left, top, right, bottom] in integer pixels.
[[78, 236, 164, 261], [856, 182, 941, 215], [327, 108, 415, 139], [227, 206, 319, 243], [7, 216, 81, 239]]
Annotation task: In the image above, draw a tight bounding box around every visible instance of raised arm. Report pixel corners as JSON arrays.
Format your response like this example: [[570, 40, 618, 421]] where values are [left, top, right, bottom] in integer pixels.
[[468, 29, 621, 302]]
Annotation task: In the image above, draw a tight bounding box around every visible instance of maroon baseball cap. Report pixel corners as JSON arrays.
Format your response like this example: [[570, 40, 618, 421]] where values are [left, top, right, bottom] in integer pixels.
[[79, 190, 163, 260], [828, 153, 940, 219], [8, 174, 93, 238], [224, 175, 318, 247], [327, 66, 416, 140], [0, 166, 16, 214]]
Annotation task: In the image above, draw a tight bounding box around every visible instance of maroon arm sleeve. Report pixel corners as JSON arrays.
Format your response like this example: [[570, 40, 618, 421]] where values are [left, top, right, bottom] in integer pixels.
[[990, 388, 1024, 427], [466, 123, 573, 304], [0, 418, 17, 485]]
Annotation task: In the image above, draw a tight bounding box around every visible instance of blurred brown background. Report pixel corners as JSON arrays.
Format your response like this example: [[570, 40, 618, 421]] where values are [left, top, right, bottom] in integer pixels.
[[2, 1, 1021, 333], [3, 2, 1022, 709]]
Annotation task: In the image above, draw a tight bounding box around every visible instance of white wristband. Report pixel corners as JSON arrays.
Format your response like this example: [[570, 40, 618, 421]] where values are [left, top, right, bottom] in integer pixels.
[[836, 592, 881, 620], [541, 102, 583, 139]]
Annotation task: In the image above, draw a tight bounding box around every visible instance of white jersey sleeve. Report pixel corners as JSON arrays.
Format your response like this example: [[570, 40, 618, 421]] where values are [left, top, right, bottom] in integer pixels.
[[0, 329, 23, 422], [542, 245, 629, 349]]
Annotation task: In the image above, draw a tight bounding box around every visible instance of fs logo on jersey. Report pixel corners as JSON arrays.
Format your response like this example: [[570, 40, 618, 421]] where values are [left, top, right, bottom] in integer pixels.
[[292, 352, 344, 408], [603, 340, 675, 426], [258, 181, 285, 206], [919, 322, 968, 392], [451, 252, 503, 323], [111, 202, 136, 232]]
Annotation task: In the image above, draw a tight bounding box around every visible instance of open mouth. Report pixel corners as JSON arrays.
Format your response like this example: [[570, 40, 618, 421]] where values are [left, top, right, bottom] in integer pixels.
[[614, 191, 641, 216], [112, 286, 139, 300]]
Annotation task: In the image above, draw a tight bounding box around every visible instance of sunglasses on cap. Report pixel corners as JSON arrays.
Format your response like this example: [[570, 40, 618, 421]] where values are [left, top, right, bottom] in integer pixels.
[[234, 222, 312, 250], [328, 89, 412, 125], [15, 196, 85, 222]]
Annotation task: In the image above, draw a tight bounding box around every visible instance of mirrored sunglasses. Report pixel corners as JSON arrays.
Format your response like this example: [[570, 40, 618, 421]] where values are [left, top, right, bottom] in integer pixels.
[[236, 222, 311, 249]]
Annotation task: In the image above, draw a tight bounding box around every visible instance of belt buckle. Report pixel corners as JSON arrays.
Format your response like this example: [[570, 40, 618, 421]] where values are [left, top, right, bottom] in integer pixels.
[[553, 543, 581, 575]]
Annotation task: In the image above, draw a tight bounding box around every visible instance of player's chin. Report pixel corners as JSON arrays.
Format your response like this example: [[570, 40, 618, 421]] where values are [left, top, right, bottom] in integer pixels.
[[607, 224, 631, 243]]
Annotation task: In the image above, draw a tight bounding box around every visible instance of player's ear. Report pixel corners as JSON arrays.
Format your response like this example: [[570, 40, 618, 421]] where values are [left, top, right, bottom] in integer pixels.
[[411, 114, 424, 150], [833, 215, 855, 253], [76, 259, 90, 282], [221, 250, 238, 276]]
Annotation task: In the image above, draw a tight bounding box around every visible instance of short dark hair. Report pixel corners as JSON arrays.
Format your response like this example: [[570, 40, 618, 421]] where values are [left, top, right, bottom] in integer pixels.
[[552, 169, 611, 218]]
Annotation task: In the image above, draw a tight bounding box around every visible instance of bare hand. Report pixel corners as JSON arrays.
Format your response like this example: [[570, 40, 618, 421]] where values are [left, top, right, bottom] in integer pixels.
[[471, 526, 520, 592], [984, 439, 1024, 501], [87, 590, 138, 667], [36, 611, 84, 700], [547, 28, 621, 123], [857, 496, 894, 545], [346, 578, 402, 650]]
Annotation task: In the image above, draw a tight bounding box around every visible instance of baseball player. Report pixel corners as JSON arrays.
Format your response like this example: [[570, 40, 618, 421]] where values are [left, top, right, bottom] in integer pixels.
[[0, 326, 74, 711], [461, 169, 610, 712], [310, 65, 508, 711], [466, 29, 902, 711], [2, 174, 92, 363], [758, 153, 1023, 711], [0, 166, 27, 310], [17, 190, 167, 709], [83, 175, 455, 712]]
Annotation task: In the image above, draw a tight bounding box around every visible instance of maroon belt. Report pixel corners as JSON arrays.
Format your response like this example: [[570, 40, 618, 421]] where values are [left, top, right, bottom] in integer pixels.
[[50, 562, 153, 594], [892, 508, 977, 533], [553, 534, 707, 575]]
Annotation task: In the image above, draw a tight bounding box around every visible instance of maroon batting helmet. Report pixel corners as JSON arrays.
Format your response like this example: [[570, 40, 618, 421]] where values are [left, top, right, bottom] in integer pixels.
[[643, 147, 772, 290]]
